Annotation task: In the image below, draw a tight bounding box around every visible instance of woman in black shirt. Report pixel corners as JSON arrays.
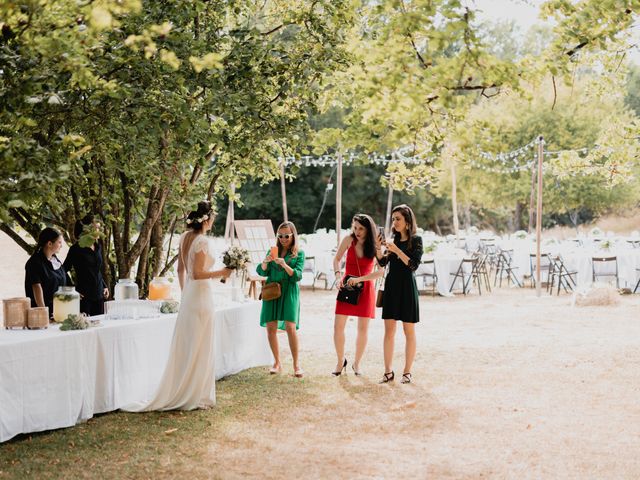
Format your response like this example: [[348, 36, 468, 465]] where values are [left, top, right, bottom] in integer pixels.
[[376, 204, 423, 385], [63, 215, 109, 316], [24, 227, 68, 318]]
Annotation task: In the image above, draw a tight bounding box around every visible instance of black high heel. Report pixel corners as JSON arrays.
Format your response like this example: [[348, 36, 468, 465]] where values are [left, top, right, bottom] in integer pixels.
[[332, 358, 348, 376], [379, 371, 395, 383], [400, 372, 412, 384]]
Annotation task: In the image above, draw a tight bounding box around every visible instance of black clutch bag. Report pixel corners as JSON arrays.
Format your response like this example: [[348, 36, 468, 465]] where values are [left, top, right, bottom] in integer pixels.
[[336, 275, 363, 305]]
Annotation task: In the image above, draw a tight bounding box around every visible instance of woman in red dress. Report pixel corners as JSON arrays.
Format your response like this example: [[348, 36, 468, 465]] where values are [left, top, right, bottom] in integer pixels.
[[332, 214, 384, 376]]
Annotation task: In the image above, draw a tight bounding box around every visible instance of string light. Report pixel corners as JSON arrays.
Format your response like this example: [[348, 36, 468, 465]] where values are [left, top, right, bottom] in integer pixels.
[[279, 148, 435, 167]]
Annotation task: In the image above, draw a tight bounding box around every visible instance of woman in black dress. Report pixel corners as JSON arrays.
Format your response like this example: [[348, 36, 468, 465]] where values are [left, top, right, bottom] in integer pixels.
[[63, 214, 109, 316], [24, 227, 68, 319], [376, 204, 423, 384]]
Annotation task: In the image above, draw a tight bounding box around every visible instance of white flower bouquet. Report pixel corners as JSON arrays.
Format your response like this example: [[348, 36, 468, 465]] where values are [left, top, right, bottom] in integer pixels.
[[221, 246, 251, 283]]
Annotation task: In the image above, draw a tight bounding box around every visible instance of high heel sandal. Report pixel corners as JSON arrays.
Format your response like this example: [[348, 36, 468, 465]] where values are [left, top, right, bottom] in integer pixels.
[[352, 364, 363, 376], [332, 358, 347, 376], [401, 372, 412, 384], [269, 365, 282, 375], [379, 371, 394, 383], [294, 367, 304, 378]]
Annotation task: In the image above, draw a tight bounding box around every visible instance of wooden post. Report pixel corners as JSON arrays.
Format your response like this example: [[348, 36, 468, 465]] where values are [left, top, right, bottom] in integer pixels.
[[385, 184, 393, 235], [280, 162, 288, 223], [224, 183, 236, 245], [336, 152, 343, 248], [528, 162, 536, 233], [451, 162, 459, 236], [535, 136, 544, 297]]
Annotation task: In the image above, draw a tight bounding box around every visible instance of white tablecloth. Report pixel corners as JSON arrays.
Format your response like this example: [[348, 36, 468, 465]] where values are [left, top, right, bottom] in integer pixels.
[[0, 301, 271, 442]]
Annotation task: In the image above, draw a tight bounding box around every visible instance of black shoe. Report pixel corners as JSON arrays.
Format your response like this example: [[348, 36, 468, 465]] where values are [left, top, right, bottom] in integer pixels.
[[332, 358, 347, 376], [352, 364, 363, 376], [379, 371, 395, 383], [400, 372, 412, 384]]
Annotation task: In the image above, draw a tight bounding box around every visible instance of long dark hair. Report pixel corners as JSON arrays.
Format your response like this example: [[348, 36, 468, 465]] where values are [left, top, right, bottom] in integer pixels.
[[391, 204, 418, 250], [36, 227, 62, 253], [351, 213, 378, 258], [276, 221, 299, 258], [186, 201, 214, 231], [73, 214, 95, 240]]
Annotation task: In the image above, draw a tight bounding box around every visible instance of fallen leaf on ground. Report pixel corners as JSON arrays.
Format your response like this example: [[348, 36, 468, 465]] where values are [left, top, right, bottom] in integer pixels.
[[164, 428, 178, 434]]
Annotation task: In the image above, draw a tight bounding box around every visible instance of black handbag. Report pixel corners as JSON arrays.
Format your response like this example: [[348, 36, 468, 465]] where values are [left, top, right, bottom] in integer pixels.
[[336, 249, 363, 305], [337, 276, 363, 305]]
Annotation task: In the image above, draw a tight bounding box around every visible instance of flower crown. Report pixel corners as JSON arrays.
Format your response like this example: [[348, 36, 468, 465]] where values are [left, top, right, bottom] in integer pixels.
[[186, 214, 209, 225]]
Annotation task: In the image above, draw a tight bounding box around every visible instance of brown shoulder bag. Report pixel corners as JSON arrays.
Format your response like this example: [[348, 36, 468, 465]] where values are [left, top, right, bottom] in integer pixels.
[[260, 282, 281, 301]]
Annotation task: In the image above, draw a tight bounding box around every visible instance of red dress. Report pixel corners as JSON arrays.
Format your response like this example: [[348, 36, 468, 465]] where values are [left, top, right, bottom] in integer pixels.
[[335, 240, 376, 318]]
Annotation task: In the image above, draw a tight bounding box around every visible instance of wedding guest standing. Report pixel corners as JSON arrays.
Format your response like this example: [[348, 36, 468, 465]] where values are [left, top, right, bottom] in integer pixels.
[[257, 221, 306, 378], [332, 214, 384, 376], [377, 204, 423, 384], [24, 227, 68, 318], [63, 214, 109, 316]]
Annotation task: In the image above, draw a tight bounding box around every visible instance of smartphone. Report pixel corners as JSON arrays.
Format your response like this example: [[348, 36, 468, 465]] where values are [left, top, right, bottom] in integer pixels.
[[377, 226, 385, 239]]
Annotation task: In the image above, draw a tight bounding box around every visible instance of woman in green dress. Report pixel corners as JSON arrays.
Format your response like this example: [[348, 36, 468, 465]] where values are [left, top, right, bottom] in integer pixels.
[[377, 204, 423, 385], [256, 221, 306, 378]]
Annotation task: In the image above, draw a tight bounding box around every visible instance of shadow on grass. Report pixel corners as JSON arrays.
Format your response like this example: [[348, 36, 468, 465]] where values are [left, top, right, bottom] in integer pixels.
[[0, 366, 318, 479]]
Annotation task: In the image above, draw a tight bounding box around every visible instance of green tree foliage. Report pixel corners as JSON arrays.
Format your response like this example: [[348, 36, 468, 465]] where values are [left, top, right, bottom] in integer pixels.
[[439, 78, 640, 232], [0, 0, 353, 290]]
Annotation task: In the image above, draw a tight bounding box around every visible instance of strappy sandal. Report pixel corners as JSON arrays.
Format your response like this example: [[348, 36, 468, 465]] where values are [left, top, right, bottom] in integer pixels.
[[294, 368, 304, 378], [379, 371, 394, 383], [269, 365, 282, 375], [401, 372, 412, 384]]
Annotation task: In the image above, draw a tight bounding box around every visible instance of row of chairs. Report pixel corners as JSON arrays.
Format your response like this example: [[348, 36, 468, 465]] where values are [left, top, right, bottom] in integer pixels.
[[290, 250, 640, 297]]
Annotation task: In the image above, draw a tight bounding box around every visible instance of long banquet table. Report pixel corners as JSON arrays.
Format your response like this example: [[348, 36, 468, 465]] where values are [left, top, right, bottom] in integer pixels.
[[0, 300, 271, 443]]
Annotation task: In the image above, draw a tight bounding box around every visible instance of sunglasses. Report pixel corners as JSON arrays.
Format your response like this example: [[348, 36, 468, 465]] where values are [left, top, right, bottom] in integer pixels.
[[277, 233, 293, 239]]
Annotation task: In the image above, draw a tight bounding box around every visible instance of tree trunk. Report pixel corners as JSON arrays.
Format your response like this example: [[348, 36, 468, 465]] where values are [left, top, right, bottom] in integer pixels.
[[136, 242, 150, 295], [150, 220, 164, 279], [434, 221, 442, 236], [514, 202, 523, 231], [463, 204, 471, 229], [0, 223, 34, 254]]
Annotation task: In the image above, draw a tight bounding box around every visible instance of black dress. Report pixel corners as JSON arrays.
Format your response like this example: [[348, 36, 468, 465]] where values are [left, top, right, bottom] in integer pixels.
[[379, 235, 423, 323], [63, 242, 107, 316], [24, 251, 68, 314]]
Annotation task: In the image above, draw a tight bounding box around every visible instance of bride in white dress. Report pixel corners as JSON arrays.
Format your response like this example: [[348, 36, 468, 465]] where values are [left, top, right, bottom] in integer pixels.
[[123, 202, 232, 412]]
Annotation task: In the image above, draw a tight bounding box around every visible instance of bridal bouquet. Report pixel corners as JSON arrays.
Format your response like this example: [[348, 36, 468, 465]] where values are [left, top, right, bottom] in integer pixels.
[[221, 246, 251, 283]]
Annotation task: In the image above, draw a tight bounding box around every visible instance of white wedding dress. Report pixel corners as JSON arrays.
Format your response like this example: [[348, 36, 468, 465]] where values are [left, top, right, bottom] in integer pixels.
[[122, 233, 217, 411]]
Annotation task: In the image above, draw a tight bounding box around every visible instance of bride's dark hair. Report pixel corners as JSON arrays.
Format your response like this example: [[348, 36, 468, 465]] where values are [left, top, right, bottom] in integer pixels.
[[186, 201, 214, 231]]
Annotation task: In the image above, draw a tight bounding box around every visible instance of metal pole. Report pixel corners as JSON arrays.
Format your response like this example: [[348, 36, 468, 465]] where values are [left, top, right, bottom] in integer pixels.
[[336, 152, 343, 248], [528, 162, 536, 233], [280, 162, 288, 223], [536, 136, 544, 297], [451, 162, 459, 236], [385, 184, 393, 236]]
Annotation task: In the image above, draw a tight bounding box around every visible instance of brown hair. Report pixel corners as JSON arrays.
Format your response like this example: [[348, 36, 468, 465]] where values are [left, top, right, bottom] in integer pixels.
[[391, 204, 418, 250], [186, 201, 214, 231], [276, 221, 299, 258], [350, 213, 378, 258]]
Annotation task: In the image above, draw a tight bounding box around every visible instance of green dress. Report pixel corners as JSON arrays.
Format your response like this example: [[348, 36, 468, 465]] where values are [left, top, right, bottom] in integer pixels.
[[256, 250, 305, 330]]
